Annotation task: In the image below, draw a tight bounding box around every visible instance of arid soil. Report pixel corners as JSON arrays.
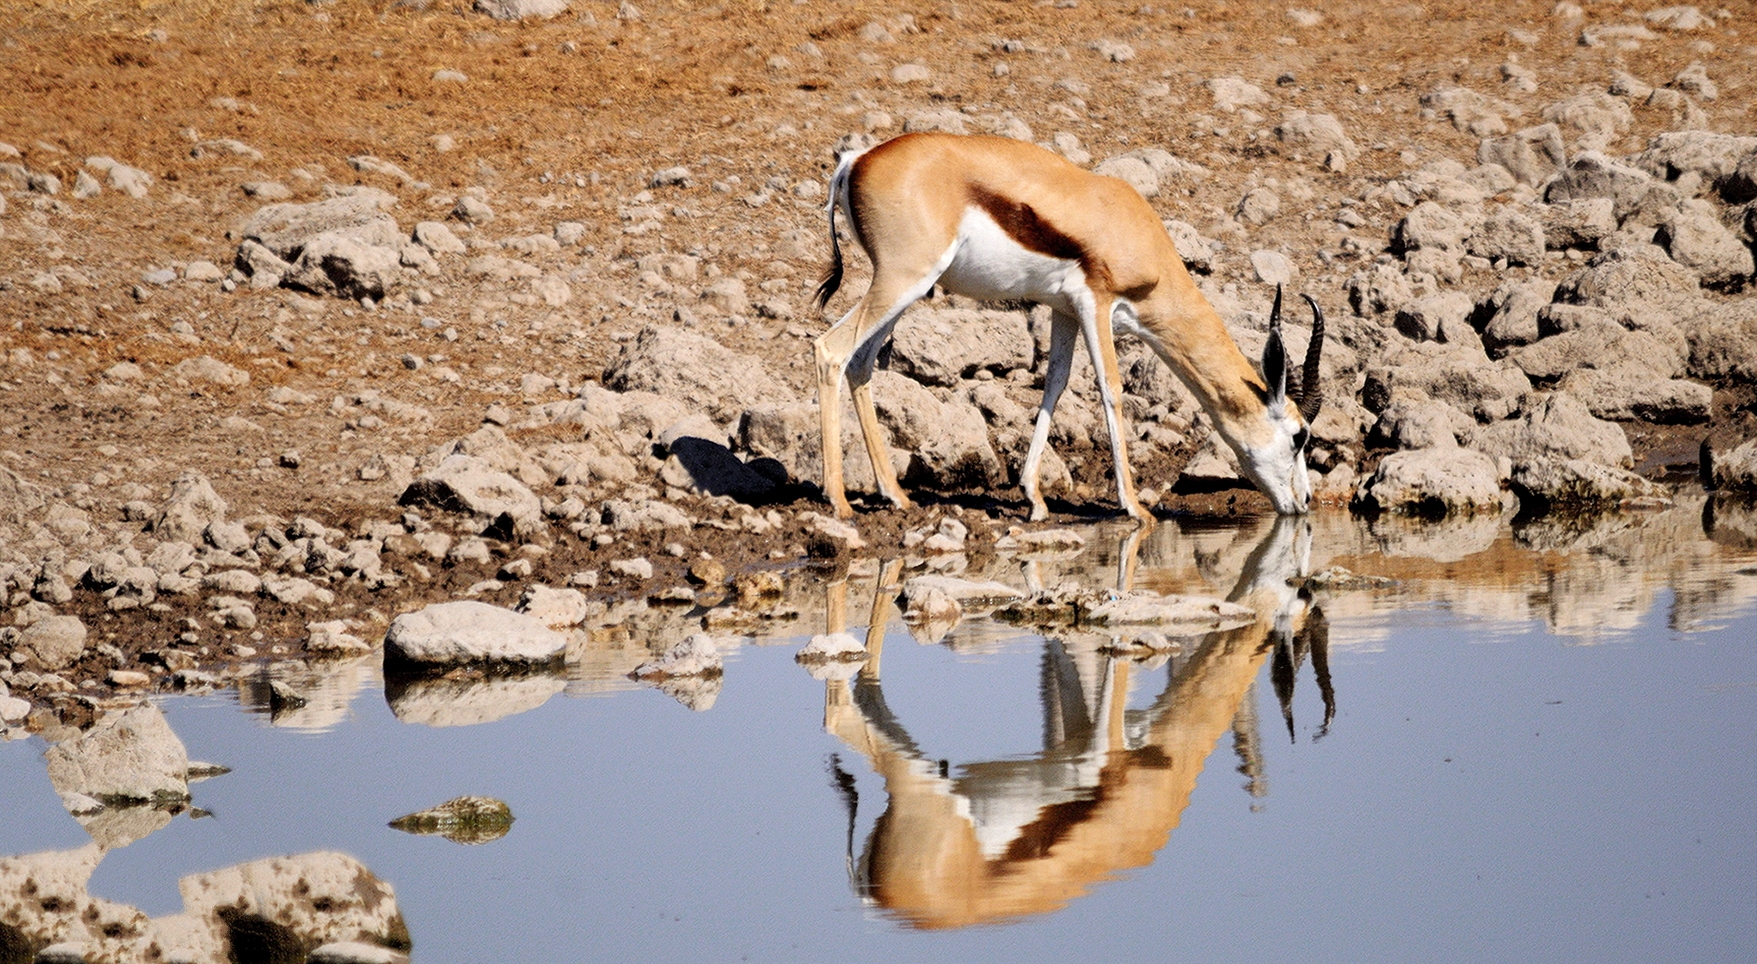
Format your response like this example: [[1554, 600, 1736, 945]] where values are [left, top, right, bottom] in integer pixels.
[[1, 0, 1753, 722]]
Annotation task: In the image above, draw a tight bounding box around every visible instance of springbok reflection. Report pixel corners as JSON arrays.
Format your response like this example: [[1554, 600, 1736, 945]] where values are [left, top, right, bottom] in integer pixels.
[[819, 517, 1329, 928]]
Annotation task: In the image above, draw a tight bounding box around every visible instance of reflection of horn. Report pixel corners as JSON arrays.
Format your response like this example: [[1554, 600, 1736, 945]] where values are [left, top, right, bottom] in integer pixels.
[[1270, 628, 1297, 743], [1305, 606, 1335, 738], [827, 753, 861, 893], [1296, 294, 1325, 423]]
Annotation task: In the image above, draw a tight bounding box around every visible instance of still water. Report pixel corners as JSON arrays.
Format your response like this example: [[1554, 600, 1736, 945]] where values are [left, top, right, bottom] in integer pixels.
[[4, 500, 1756, 963]]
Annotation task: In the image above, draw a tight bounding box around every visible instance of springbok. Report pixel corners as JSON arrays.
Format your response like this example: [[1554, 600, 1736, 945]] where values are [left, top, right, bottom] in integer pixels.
[[813, 132, 1325, 522]]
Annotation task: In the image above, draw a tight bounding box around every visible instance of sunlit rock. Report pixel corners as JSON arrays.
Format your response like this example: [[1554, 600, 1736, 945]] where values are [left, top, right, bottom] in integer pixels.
[[178, 851, 410, 960], [516, 584, 591, 627], [901, 586, 963, 644], [1356, 448, 1509, 516], [384, 673, 566, 727], [796, 631, 865, 665], [384, 600, 568, 670]]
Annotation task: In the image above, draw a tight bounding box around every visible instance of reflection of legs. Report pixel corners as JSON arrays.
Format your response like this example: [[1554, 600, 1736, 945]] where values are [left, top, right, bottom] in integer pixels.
[[1113, 526, 1144, 594], [860, 559, 903, 681], [1021, 310, 1078, 521]]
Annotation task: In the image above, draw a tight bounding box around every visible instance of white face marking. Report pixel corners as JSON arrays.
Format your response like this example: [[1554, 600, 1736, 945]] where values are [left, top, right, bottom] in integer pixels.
[[938, 208, 1085, 312], [1233, 405, 1311, 515]]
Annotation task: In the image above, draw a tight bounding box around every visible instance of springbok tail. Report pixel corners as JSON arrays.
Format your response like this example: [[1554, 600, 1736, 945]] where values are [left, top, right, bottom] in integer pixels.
[[814, 207, 844, 310], [814, 149, 862, 310]]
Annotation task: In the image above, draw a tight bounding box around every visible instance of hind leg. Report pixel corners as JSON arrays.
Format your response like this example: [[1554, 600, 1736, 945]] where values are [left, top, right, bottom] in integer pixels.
[[1021, 309, 1079, 521], [814, 263, 949, 518]]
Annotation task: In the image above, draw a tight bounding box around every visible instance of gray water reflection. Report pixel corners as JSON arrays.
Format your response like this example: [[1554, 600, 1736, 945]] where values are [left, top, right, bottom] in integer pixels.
[[3, 497, 1755, 961]]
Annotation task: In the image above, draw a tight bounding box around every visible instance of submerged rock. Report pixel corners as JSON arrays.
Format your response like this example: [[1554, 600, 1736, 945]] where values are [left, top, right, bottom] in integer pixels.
[[899, 575, 1023, 610], [44, 702, 190, 806], [630, 634, 724, 679], [384, 601, 567, 670], [795, 632, 866, 663], [1085, 592, 1256, 631], [389, 795, 514, 845]]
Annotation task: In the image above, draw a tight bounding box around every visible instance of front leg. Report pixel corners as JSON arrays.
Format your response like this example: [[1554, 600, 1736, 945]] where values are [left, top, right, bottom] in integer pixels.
[[1079, 296, 1150, 524]]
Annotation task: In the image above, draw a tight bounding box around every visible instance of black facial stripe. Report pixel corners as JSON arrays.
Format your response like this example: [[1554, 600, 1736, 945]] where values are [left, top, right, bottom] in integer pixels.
[[1292, 428, 1310, 453]]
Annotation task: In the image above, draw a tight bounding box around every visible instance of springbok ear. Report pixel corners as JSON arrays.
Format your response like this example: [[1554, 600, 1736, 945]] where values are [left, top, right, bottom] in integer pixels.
[[1263, 285, 1288, 406]]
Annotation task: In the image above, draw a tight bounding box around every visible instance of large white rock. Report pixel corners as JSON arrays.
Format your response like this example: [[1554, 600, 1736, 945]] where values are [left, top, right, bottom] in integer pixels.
[[384, 601, 568, 668], [1356, 448, 1508, 515]]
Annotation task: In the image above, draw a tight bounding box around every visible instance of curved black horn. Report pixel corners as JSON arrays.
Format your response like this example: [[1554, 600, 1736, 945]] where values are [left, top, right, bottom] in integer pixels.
[[1263, 284, 1287, 403], [1297, 293, 1325, 423]]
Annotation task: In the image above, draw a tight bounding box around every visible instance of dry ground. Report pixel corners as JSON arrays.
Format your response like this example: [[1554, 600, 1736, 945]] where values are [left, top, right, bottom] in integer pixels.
[[0, 1, 1752, 695]]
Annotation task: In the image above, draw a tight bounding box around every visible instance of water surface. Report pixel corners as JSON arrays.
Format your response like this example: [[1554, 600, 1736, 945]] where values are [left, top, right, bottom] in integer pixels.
[[4, 502, 1755, 963]]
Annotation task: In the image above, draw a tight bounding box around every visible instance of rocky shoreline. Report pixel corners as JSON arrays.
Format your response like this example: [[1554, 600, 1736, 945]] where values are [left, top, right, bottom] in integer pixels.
[[5, 2, 1757, 736]]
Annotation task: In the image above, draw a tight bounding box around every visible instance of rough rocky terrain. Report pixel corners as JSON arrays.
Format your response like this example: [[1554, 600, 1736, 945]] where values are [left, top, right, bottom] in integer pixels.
[[3, 0, 1757, 729]]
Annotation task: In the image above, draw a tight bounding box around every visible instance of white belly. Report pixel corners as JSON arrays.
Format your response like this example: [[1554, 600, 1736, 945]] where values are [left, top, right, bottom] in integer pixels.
[[937, 207, 1087, 313]]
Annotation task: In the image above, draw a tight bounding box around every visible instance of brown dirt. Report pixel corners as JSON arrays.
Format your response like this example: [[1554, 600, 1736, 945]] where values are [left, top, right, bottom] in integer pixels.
[[2, 0, 1753, 714]]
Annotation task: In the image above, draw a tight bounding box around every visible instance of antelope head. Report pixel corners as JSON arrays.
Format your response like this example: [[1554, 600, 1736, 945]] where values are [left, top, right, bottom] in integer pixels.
[[1237, 286, 1325, 515]]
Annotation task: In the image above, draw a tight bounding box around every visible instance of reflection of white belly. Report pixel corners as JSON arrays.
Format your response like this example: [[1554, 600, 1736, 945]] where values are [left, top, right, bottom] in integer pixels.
[[937, 207, 1087, 315]]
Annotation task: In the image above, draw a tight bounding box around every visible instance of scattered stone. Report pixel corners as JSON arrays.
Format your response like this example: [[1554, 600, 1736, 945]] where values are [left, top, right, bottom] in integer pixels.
[[306, 621, 372, 658], [609, 557, 654, 580], [19, 615, 88, 670], [515, 584, 589, 627]]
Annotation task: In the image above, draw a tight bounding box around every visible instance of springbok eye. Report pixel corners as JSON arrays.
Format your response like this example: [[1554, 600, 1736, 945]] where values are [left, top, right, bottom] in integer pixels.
[[1292, 427, 1310, 453]]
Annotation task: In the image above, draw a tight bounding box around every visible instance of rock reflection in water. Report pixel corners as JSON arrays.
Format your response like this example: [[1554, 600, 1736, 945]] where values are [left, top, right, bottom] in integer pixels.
[[0, 846, 409, 964], [818, 519, 1321, 928], [383, 671, 567, 728]]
